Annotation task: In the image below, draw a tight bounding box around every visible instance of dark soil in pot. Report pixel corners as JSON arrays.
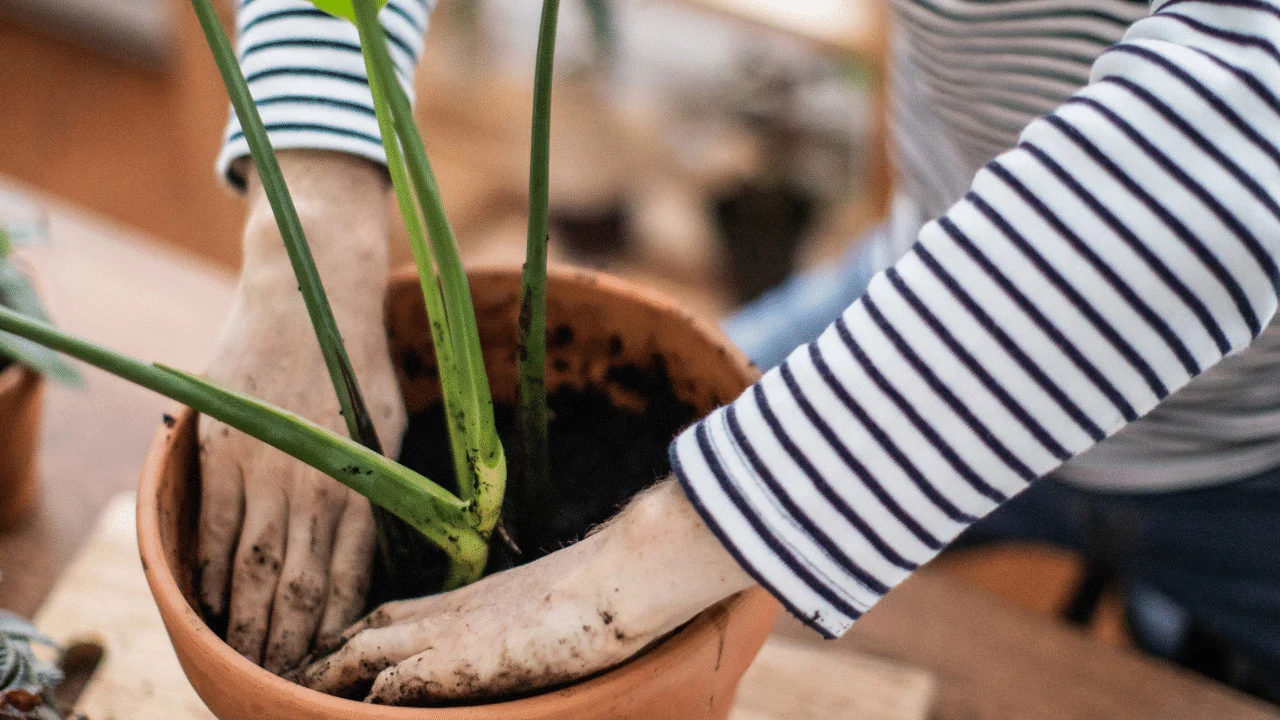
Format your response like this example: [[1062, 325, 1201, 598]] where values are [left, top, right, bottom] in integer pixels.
[[372, 357, 697, 606]]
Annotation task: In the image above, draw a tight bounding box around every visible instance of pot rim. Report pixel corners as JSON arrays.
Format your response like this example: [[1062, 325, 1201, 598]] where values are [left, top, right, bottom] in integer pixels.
[[137, 264, 773, 717]]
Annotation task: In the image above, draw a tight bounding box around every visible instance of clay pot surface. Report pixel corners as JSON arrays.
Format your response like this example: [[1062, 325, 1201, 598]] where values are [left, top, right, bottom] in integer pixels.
[[0, 362, 43, 529], [138, 266, 779, 720]]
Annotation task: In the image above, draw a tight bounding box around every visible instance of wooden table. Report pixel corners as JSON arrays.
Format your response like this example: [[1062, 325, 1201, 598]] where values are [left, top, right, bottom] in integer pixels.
[[2, 176, 1276, 720]]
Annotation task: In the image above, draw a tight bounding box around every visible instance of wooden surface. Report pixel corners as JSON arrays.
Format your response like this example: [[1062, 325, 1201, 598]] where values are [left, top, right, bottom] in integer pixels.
[[34, 494, 216, 720], [2, 176, 1278, 720], [730, 640, 932, 720], [35, 494, 932, 720], [0, 176, 234, 618]]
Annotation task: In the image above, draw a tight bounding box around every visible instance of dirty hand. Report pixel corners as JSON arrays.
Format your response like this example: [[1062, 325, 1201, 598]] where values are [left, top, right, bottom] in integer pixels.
[[199, 150, 407, 674], [301, 479, 755, 705]]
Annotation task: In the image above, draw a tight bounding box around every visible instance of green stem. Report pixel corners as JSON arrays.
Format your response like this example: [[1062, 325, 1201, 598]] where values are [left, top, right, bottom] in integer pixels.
[[0, 305, 487, 580], [191, 0, 381, 455], [516, 0, 560, 549], [352, 0, 505, 538], [353, 3, 488, 588], [354, 9, 471, 503]]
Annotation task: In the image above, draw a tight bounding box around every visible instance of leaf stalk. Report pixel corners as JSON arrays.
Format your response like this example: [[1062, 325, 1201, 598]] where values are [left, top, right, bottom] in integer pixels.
[[516, 0, 561, 550]]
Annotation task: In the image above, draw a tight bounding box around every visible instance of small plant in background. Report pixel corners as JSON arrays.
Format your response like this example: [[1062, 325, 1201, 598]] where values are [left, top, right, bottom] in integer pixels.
[[0, 612, 71, 720], [0, 0, 563, 598], [0, 230, 81, 387]]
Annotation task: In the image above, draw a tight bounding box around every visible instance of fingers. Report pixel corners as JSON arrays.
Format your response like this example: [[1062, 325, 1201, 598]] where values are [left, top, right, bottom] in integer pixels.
[[262, 477, 347, 674], [226, 466, 288, 665], [367, 647, 455, 706], [315, 493, 376, 650], [364, 635, 578, 706], [301, 617, 439, 698], [197, 420, 245, 621], [329, 593, 435, 652]]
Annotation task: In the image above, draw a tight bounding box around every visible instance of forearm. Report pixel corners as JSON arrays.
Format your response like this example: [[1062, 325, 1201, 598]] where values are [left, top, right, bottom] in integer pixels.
[[675, 0, 1280, 637]]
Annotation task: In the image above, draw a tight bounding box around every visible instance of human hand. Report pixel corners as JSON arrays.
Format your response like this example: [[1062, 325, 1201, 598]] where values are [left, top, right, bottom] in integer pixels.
[[198, 151, 407, 674], [300, 479, 755, 705]]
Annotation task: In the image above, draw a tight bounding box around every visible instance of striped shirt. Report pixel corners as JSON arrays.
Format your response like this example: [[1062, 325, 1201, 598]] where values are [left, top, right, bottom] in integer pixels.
[[222, 0, 1280, 637], [217, 0, 432, 190]]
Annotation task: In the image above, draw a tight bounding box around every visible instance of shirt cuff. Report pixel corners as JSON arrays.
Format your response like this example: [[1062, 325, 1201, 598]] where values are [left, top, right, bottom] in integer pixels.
[[216, 0, 433, 190]]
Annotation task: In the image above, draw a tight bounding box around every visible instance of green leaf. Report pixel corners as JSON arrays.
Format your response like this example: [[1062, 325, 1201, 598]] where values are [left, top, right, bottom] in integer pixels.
[[0, 261, 83, 385], [309, 0, 388, 22], [0, 332, 83, 386], [0, 304, 488, 581]]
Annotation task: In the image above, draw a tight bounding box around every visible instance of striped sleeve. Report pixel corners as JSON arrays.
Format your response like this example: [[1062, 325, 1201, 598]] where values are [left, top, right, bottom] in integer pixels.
[[672, 0, 1280, 637], [216, 0, 434, 190]]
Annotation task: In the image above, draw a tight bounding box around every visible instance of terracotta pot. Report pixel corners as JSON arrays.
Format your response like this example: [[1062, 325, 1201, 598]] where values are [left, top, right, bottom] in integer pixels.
[[138, 265, 779, 720], [0, 361, 43, 529]]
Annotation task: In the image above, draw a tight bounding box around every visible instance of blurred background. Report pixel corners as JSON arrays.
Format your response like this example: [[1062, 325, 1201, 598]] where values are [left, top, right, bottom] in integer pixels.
[[0, 0, 889, 316], [0, 0, 1134, 656]]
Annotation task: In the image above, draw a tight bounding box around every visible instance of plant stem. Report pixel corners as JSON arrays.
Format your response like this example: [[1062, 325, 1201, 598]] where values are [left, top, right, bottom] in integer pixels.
[[516, 0, 560, 550], [191, 0, 382, 455], [352, 0, 505, 538], [354, 7, 471, 503], [352, 1, 488, 588], [0, 305, 488, 580]]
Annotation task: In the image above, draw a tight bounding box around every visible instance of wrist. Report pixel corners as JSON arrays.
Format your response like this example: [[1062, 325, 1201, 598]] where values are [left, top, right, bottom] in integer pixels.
[[239, 150, 392, 314], [607, 480, 756, 634]]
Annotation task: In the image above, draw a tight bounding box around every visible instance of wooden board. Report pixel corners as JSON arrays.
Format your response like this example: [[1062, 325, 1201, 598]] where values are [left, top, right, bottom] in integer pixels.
[[731, 641, 933, 720], [33, 493, 932, 719], [33, 494, 214, 720]]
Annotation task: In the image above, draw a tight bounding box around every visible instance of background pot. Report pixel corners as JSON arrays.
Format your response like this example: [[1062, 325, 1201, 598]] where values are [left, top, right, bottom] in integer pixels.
[[138, 265, 779, 720], [0, 361, 43, 530]]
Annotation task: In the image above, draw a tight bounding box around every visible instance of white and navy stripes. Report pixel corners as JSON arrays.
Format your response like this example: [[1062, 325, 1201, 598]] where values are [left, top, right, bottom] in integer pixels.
[[673, 0, 1280, 636], [222, 0, 1280, 637], [216, 0, 432, 189]]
